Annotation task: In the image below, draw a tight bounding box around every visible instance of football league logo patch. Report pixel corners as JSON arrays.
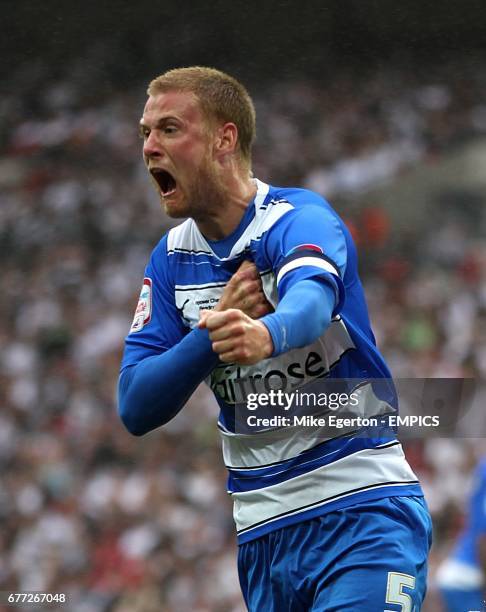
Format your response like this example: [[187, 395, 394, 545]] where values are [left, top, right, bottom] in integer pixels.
[[130, 278, 152, 333]]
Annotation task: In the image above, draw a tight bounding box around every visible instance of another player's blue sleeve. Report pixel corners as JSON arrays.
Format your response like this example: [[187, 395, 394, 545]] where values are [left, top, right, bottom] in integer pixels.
[[470, 461, 486, 534], [262, 204, 347, 317]]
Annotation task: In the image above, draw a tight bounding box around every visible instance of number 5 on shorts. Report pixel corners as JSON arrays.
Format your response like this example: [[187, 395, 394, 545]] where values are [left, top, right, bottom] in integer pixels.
[[385, 572, 416, 612]]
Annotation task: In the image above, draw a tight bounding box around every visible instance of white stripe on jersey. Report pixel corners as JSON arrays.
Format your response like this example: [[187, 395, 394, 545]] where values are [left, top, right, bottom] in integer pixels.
[[277, 256, 340, 286], [233, 443, 418, 535]]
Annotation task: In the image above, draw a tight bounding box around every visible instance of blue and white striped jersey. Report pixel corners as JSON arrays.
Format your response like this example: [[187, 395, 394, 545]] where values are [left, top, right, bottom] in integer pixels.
[[121, 179, 422, 543]]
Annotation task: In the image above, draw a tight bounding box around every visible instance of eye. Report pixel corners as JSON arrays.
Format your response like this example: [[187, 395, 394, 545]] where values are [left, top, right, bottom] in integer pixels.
[[139, 128, 150, 140], [163, 125, 178, 135]]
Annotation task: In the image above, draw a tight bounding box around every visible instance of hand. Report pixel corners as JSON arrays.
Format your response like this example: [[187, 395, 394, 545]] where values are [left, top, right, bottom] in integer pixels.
[[198, 308, 273, 365], [215, 260, 273, 319]]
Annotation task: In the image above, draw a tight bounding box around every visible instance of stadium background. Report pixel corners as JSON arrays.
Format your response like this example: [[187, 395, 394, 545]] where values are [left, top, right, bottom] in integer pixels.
[[1, 1, 486, 610]]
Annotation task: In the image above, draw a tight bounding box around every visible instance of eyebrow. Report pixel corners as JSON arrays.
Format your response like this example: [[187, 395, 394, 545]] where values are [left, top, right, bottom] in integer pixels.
[[139, 116, 181, 132]]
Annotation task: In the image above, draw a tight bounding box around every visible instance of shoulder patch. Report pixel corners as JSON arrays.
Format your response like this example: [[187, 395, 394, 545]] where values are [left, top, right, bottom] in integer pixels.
[[286, 243, 324, 256], [130, 278, 152, 333]]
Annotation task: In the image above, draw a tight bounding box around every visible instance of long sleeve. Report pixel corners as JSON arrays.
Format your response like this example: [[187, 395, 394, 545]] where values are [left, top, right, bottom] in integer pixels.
[[118, 327, 219, 435], [261, 277, 336, 357]]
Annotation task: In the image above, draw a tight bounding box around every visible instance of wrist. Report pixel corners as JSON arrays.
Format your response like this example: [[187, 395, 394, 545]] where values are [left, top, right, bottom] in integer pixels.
[[260, 312, 289, 357], [256, 319, 274, 359]]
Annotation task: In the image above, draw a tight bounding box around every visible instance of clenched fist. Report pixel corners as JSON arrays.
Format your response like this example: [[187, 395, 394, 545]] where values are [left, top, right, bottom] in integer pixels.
[[198, 308, 273, 365]]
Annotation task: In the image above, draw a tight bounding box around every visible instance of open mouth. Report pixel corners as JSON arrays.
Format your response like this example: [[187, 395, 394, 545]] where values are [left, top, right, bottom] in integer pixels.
[[150, 168, 177, 197]]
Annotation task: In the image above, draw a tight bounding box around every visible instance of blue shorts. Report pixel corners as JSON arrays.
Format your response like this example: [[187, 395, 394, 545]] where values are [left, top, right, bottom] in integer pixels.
[[237, 496, 432, 611]]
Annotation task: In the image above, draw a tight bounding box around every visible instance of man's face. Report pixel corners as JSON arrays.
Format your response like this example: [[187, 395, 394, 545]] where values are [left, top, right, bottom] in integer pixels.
[[140, 90, 221, 219]]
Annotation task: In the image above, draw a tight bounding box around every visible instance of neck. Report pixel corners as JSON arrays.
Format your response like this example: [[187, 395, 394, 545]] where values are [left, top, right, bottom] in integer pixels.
[[195, 170, 257, 241]]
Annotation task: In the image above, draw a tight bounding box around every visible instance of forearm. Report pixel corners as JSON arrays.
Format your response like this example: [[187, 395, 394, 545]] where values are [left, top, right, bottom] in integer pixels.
[[118, 327, 219, 435], [261, 279, 335, 357]]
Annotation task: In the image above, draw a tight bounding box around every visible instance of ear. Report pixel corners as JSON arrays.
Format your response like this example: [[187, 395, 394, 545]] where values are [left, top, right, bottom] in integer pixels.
[[214, 122, 238, 158]]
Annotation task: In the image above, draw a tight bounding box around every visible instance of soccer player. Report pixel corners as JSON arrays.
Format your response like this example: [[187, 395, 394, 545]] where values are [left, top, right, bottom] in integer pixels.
[[118, 67, 432, 610], [437, 457, 486, 611]]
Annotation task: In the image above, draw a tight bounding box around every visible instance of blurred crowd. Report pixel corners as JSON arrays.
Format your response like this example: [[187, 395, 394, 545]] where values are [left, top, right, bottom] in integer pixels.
[[1, 55, 486, 611]]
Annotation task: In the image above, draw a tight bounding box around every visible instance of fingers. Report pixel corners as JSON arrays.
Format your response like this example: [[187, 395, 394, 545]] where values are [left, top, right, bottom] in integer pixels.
[[251, 300, 273, 318], [239, 290, 261, 309], [231, 279, 260, 300], [212, 337, 239, 355], [216, 319, 274, 365], [216, 263, 260, 313], [209, 320, 245, 341], [235, 263, 273, 317], [229, 263, 259, 287], [243, 294, 270, 317], [199, 309, 245, 363], [215, 260, 273, 319], [200, 310, 251, 360], [198, 309, 211, 329], [199, 308, 245, 331], [215, 337, 257, 365], [232, 279, 267, 311], [237, 260, 259, 279], [200, 308, 273, 365]]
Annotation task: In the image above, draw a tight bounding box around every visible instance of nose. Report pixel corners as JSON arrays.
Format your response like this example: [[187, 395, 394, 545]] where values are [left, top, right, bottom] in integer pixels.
[[143, 131, 162, 159]]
